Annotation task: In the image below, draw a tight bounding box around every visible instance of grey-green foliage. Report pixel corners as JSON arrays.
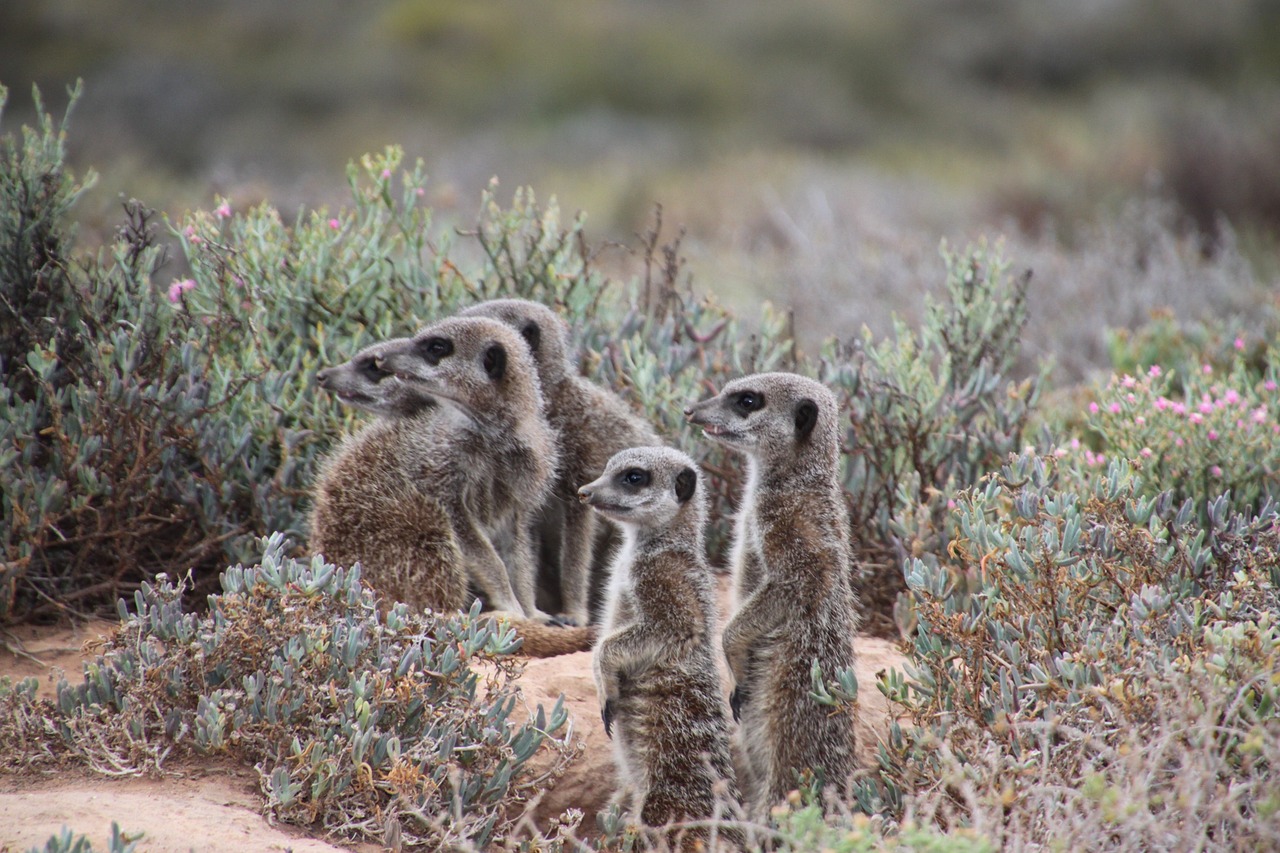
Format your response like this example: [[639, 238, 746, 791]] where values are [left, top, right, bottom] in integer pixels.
[[874, 451, 1280, 849], [4, 534, 572, 850], [819, 240, 1043, 633], [29, 824, 139, 853]]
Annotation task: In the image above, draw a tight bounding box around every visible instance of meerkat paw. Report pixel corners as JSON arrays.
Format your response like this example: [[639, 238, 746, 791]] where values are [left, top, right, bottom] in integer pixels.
[[602, 697, 616, 738], [729, 684, 748, 722], [551, 612, 581, 627]]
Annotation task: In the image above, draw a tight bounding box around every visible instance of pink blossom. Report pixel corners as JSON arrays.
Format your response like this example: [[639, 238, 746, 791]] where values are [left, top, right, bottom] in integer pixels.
[[1236, 419, 1244, 429], [1223, 389, 1240, 406], [1121, 374, 1136, 389], [381, 168, 392, 179], [947, 499, 957, 510], [1190, 413, 1203, 425], [328, 218, 341, 230], [1110, 402, 1122, 414], [1172, 402, 1187, 416], [1266, 380, 1278, 392], [1254, 407, 1268, 424], [1203, 364, 1213, 375], [1155, 397, 1169, 411], [1126, 393, 1136, 404], [1135, 416, 1146, 426], [1198, 401, 1214, 415], [166, 278, 196, 303], [1234, 337, 1245, 350], [1148, 365, 1162, 378], [1210, 465, 1223, 477], [183, 225, 203, 245], [1176, 437, 1185, 447], [1070, 438, 1081, 450], [1140, 447, 1153, 458], [1207, 429, 1218, 441], [416, 187, 426, 197], [1089, 402, 1100, 414], [214, 201, 232, 219]]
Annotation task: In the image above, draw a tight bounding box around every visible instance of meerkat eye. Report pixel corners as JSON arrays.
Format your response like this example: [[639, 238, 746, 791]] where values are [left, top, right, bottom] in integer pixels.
[[357, 355, 386, 382], [619, 468, 651, 488], [734, 391, 765, 414], [416, 336, 453, 364]]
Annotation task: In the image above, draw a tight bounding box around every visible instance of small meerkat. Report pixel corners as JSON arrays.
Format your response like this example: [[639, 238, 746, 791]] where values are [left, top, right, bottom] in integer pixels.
[[579, 447, 741, 846], [310, 331, 593, 657], [685, 372, 859, 818], [458, 298, 662, 626]]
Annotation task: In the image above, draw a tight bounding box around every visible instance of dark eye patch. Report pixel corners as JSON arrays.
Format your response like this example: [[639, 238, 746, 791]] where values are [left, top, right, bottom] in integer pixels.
[[619, 467, 651, 488], [416, 336, 454, 365], [733, 391, 765, 415]]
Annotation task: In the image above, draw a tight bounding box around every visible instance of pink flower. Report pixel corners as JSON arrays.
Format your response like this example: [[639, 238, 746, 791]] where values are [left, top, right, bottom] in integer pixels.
[[166, 278, 196, 303], [1172, 402, 1187, 416], [1199, 401, 1214, 415], [1126, 393, 1136, 404], [1070, 438, 1081, 450], [1203, 364, 1213, 375], [328, 218, 341, 230], [1155, 397, 1169, 411], [1122, 374, 1136, 389], [381, 168, 392, 179], [1235, 337, 1245, 350], [1140, 447, 1153, 458], [214, 201, 232, 219], [183, 225, 203, 245], [1210, 465, 1223, 477], [1089, 402, 1100, 414], [1135, 416, 1146, 426], [1176, 437, 1185, 447], [1148, 365, 1163, 378], [1266, 380, 1278, 392], [1223, 389, 1240, 406], [1110, 402, 1122, 414], [1207, 430, 1218, 441], [1190, 413, 1203, 425], [1254, 407, 1268, 424], [415, 187, 426, 197]]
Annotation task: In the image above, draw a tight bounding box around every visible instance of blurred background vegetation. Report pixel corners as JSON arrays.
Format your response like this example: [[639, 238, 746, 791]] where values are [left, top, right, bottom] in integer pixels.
[[3, 0, 1279, 372]]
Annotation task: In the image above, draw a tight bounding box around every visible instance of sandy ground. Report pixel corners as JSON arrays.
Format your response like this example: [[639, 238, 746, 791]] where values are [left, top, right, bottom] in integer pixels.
[[0, 577, 907, 851]]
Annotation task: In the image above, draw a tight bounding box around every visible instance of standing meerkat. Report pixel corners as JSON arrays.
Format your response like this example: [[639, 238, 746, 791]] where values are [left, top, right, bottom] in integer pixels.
[[310, 333, 594, 657], [458, 298, 662, 626], [579, 447, 741, 847], [685, 372, 859, 817]]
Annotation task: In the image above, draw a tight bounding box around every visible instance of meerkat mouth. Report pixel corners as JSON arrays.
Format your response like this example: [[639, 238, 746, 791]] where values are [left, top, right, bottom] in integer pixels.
[[700, 424, 744, 441], [589, 502, 631, 515]]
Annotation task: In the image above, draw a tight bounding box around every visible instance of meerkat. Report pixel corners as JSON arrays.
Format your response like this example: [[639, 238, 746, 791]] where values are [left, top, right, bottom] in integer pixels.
[[457, 298, 662, 626], [579, 447, 742, 847], [685, 372, 859, 818], [310, 333, 593, 658]]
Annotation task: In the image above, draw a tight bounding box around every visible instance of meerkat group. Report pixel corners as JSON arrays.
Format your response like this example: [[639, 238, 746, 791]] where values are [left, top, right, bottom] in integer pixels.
[[310, 299, 861, 837]]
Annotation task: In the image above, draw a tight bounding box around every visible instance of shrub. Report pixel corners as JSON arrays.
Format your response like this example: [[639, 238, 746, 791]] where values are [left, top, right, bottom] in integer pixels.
[[876, 451, 1280, 849], [28, 824, 139, 853], [0, 534, 575, 850], [1069, 354, 1280, 522]]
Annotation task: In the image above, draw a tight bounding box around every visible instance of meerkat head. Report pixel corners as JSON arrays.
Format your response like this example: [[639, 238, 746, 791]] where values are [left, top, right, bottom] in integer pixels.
[[457, 298, 572, 389], [577, 446, 705, 531], [376, 316, 544, 424], [315, 337, 436, 417], [684, 372, 840, 470]]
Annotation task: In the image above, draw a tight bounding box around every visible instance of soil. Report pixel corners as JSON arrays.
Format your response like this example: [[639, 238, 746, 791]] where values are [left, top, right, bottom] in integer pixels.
[[0, 577, 907, 851]]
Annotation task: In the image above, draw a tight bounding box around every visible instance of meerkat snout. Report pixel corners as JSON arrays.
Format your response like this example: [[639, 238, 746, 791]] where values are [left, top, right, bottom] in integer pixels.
[[576, 485, 593, 503]]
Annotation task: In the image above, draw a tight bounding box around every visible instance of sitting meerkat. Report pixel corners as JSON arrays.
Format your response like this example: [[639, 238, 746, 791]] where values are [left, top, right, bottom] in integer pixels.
[[685, 372, 859, 818], [458, 298, 662, 626], [579, 446, 741, 847], [310, 333, 593, 657]]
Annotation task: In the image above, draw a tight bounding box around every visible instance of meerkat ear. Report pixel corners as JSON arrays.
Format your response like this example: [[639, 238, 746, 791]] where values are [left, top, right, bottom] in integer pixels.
[[794, 398, 819, 441], [675, 467, 697, 503], [483, 343, 507, 380], [520, 321, 541, 354]]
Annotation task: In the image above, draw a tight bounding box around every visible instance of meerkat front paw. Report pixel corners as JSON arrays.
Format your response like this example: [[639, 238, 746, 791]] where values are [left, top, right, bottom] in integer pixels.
[[729, 683, 748, 722], [602, 697, 616, 738]]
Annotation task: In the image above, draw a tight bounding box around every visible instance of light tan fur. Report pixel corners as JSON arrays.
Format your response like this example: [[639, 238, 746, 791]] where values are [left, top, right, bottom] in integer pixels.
[[310, 334, 593, 658], [579, 447, 742, 849], [686, 372, 859, 818], [458, 299, 662, 626]]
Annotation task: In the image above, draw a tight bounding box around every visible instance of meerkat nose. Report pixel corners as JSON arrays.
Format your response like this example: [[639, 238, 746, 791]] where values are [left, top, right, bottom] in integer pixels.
[[315, 367, 332, 384], [576, 486, 592, 503]]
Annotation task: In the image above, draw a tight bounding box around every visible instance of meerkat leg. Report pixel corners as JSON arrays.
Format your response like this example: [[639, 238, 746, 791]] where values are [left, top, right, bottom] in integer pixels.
[[556, 500, 597, 626], [593, 623, 670, 717], [721, 580, 789, 704], [509, 509, 559, 624], [453, 517, 526, 617]]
